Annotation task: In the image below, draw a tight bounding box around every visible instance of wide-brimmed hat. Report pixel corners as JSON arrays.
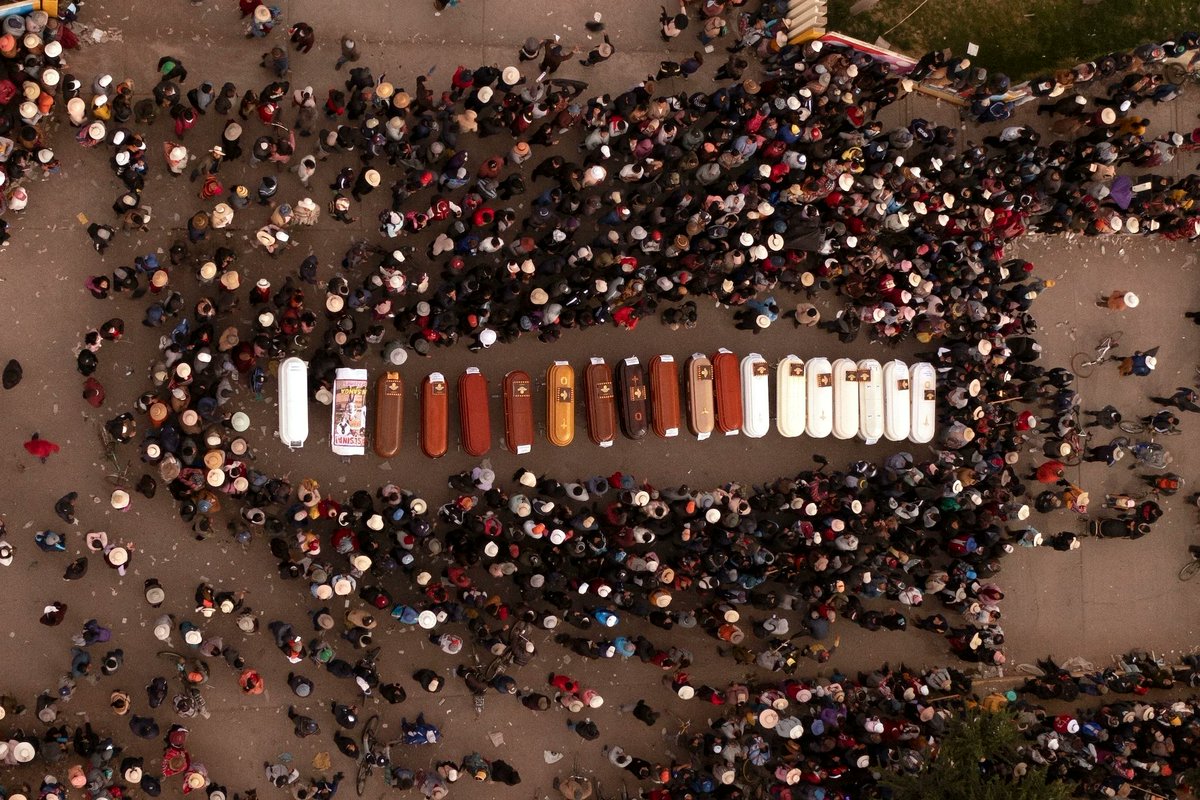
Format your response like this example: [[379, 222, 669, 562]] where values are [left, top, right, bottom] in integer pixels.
[[111, 490, 130, 510], [253, 5, 271, 21], [13, 741, 35, 762], [502, 66, 521, 86], [1124, 292, 1139, 308], [364, 169, 380, 187]]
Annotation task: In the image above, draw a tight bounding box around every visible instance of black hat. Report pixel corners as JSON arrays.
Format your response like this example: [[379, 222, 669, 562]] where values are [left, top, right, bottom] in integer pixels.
[[3, 359, 21, 389]]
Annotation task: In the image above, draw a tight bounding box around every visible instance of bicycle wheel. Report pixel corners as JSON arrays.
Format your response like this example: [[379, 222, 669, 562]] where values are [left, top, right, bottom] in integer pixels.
[[1071, 352, 1097, 378], [362, 714, 379, 753], [1178, 558, 1200, 582], [1119, 420, 1147, 434], [355, 760, 371, 797]]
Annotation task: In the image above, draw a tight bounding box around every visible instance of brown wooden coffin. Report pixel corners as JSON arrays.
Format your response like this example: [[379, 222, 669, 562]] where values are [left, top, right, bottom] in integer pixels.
[[686, 353, 715, 439], [649, 355, 681, 438], [712, 348, 742, 435], [420, 372, 449, 459], [458, 368, 491, 457], [616, 357, 648, 441], [546, 361, 575, 447], [503, 370, 534, 455], [584, 358, 617, 447], [373, 371, 404, 458]]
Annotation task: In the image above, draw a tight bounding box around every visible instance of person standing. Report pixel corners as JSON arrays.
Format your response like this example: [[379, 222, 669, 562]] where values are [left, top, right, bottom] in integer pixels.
[[1149, 387, 1200, 412], [1116, 349, 1156, 377], [1096, 290, 1138, 310], [538, 39, 576, 79], [579, 36, 614, 67], [288, 22, 315, 53], [334, 36, 359, 70]]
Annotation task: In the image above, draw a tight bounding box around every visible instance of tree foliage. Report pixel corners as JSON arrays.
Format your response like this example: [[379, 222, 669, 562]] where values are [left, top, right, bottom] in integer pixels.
[[884, 709, 1073, 800]]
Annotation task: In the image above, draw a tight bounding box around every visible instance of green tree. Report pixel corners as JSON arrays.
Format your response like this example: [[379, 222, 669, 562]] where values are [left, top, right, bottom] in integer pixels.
[[884, 709, 1073, 800]]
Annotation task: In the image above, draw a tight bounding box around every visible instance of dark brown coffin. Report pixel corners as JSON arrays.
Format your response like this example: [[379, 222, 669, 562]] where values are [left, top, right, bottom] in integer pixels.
[[712, 349, 742, 435], [373, 371, 404, 458], [421, 372, 449, 459], [686, 353, 715, 438], [616, 357, 648, 441], [458, 368, 491, 457], [503, 370, 534, 455], [649, 355, 681, 438], [584, 359, 617, 447]]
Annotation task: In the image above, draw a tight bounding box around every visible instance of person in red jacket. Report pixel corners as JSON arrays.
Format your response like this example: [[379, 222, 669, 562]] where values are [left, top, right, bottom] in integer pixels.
[[24, 433, 60, 462]]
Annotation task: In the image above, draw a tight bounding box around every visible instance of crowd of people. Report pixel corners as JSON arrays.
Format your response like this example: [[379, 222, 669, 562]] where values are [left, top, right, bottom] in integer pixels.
[[0, 0, 1199, 797]]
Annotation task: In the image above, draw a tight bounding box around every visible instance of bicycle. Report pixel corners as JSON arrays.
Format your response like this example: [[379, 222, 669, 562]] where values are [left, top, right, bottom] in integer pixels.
[[356, 714, 390, 796], [1179, 546, 1200, 582], [98, 425, 133, 488], [1072, 331, 1122, 378]]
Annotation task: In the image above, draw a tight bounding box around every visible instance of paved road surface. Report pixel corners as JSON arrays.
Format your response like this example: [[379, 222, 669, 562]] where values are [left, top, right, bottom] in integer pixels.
[[0, 1, 1196, 796]]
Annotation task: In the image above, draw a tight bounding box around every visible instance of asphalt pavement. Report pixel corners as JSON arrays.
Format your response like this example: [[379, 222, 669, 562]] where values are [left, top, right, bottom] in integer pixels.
[[0, 0, 1197, 797]]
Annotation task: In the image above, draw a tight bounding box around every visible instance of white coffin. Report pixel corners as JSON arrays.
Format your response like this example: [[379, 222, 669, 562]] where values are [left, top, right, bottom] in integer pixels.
[[857, 359, 884, 444], [909, 361, 937, 444], [805, 357, 833, 439], [740, 354, 771, 439], [776, 356, 806, 438], [831, 358, 860, 440], [277, 357, 309, 449], [883, 360, 911, 442]]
